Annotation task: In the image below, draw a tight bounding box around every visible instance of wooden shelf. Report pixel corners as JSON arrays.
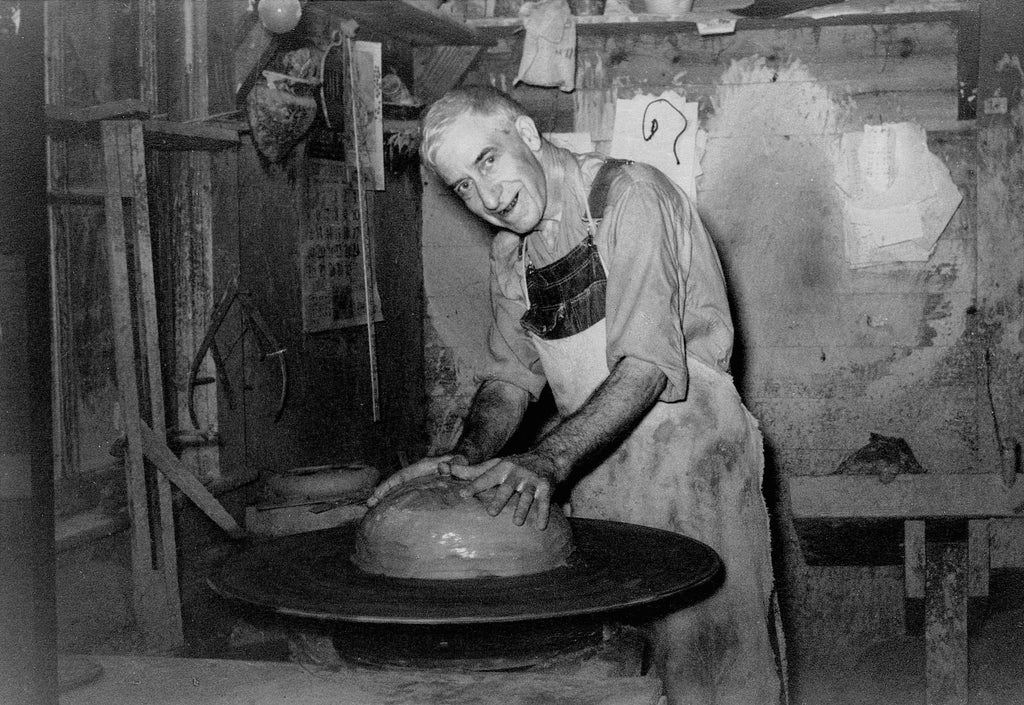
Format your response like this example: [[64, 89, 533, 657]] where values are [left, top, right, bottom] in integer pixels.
[[45, 102, 240, 151], [468, 0, 978, 36], [142, 120, 240, 151], [307, 1, 493, 46]]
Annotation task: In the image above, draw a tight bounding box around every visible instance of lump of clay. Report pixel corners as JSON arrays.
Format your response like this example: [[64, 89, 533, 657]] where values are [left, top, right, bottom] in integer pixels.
[[352, 475, 574, 579]]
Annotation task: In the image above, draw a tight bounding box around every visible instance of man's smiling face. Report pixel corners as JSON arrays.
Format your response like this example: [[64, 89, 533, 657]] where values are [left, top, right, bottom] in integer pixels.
[[431, 112, 547, 235]]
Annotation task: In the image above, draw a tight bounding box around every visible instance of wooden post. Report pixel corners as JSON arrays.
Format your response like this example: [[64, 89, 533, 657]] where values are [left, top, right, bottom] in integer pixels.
[[156, 0, 222, 482], [102, 120, 184, 651], [968, 519, 990, 630], [924, 540, 968, 705], [904, 519, 926, 635]]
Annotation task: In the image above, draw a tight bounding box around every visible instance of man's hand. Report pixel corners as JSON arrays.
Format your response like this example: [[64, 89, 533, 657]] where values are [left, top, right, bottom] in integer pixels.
[[449, 452, 561, 529], [365, 455, 457, 507]]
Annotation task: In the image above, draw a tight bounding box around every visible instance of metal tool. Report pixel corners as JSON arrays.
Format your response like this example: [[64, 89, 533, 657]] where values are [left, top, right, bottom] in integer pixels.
[[188, 276, 289, 429]]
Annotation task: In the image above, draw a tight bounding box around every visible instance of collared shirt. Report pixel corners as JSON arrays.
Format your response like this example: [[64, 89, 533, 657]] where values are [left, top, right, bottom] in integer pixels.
[[483, 145, 734, 403]]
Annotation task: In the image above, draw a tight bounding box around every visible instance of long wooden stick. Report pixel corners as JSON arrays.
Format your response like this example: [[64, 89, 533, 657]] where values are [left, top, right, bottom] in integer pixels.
[[346, 37, 380, 422]]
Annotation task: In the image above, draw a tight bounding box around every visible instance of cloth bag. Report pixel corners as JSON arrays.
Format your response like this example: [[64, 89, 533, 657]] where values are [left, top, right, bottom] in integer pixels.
[[514, 0, 576, 92]]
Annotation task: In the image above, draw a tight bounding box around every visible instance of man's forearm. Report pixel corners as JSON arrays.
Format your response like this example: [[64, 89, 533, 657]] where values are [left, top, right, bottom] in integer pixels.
[[532, 357, 667, 483], [452, 380, 530, 463]]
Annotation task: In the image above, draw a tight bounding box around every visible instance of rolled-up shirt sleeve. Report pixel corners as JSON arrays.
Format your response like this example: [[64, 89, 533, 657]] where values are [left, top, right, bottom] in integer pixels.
[[600, 168, 691, 402], [480, 231, 547, 400]]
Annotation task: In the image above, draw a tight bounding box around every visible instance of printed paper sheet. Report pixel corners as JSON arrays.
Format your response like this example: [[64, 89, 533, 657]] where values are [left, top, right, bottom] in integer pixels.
[[301, 160, 383, 333]]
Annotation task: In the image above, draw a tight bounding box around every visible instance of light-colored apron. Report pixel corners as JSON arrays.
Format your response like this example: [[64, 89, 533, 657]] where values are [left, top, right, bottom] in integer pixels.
[[531, 319, 782, 705]]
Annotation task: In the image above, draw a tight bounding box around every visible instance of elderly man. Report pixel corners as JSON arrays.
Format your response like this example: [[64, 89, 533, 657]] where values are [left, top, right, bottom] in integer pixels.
[[368, 86, 782, 705]]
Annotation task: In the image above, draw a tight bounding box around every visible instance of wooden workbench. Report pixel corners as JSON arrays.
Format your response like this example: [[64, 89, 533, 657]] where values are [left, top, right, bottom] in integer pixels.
[[789, 472, 1024, 705], [60, 654, 664, 705]]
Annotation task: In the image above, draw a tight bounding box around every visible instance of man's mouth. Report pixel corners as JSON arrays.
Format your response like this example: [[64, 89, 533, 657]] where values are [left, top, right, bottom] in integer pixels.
[[497, 193, 518, 217]]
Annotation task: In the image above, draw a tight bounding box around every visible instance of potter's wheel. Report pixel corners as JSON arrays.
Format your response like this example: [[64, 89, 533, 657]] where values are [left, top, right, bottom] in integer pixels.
[[209, 518, 723, 624]]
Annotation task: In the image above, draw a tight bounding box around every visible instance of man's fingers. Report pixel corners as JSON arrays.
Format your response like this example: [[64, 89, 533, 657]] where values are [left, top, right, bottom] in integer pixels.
[[487, 479, 517, 517], [531, 483, 551, 530], [512, 485, 535, 526], [437, 454, 470, 476], [366, 457, 451, 506], [451, 457, 501, 484]]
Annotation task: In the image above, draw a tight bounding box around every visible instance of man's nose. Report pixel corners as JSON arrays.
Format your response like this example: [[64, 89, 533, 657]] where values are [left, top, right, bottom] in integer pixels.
[[477, 179, 501, 211]]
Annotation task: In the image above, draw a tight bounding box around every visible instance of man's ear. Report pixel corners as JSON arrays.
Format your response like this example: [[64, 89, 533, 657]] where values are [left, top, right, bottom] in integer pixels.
[[514, 115, 542, 152]]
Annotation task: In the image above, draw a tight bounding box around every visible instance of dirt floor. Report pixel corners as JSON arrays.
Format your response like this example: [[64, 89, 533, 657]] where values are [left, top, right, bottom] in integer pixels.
[[795, 571, 1024, 705]]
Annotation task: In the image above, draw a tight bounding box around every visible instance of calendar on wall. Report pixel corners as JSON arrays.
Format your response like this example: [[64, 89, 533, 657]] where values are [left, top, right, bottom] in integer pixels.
[[300, 159, 382, 333]]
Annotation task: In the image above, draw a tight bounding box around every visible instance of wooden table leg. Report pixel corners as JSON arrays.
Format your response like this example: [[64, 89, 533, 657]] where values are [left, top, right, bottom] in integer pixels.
[[968, 519, 990, 631], [905, 519, 926, 635], [925, 540, 968, 705]]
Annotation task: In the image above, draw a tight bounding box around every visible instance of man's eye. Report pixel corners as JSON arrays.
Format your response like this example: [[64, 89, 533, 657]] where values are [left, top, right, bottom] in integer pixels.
[[454, 182, 471, 198]]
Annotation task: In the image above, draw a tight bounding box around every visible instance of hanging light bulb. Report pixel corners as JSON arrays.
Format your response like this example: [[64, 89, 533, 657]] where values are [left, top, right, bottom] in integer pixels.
[[258, 0, 302, 34]]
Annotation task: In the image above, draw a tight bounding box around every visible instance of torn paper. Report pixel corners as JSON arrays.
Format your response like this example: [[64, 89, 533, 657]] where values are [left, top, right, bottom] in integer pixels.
[[835, 122, 962, 268], [609, 91, 699, 201]]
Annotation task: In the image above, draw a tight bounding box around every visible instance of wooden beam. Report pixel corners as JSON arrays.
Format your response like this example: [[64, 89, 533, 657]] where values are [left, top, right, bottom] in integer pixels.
[[904, 519, 926, 635], [138, 423, 244, 538], [101, 120, 183, 651], [138, 0, 158, 109], [925, 541, 968, 705], [968, 518, 990, 629], [955, 9, 979, 120], [45, 99, 152, 136], [232, 7, 279, 109], [413, 45, 482, 105], [470, 1, 979, 33], [45, 102, 240, 149], [307, 1, 491, 46], [142, 119, 240, 151], [788, 474, 1024, 520]]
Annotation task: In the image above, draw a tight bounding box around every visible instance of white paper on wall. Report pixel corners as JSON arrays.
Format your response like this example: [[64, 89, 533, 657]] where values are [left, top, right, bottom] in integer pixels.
[[609, 91, 700, 201], [835, 122, 962, 268]]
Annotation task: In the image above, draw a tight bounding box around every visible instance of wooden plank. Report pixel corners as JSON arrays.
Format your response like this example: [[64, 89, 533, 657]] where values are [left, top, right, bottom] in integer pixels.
[[178, 0, 221, 483], [46, 186, 107, 204], [905, 519, 926, 634], [232, 11, 278, 109], [470, 2, 977, 32], [138, 422, 244, 538], [138, 0, 158, 109], [789, 473, 1024, 519], [100, 120, 183, 651], [142, 119, 239, 151], [968, 518, 990, 629], [925, 541, 968, 705], [308, 1, 491, 46], [413, 45, 483, 105], [45, 99, 152, 135], [955, 9, 979, 119], [61, 655, 664, 705]]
